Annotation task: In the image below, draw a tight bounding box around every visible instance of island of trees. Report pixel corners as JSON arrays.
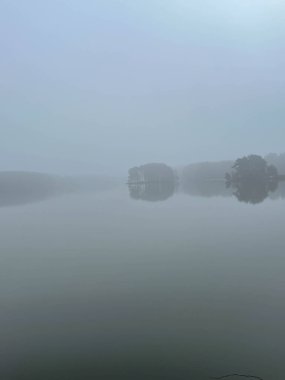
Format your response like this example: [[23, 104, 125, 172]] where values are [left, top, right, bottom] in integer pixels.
[[128, 163, 177, 201], [225, 155, 280, 204], [127, 154, 285, 204]]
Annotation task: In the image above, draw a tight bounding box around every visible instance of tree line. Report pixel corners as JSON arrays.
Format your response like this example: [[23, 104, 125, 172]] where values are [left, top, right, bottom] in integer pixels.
[[128, 154, 285, 204]]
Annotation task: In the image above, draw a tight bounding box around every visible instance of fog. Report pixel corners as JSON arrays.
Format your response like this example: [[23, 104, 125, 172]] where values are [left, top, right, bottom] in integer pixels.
[[1, 0, 285, 174], [1, 2, 285, 380]]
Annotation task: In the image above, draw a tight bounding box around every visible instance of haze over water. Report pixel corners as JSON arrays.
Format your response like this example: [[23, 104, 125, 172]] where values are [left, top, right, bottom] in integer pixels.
[[0, 179, 284, 380], [1, 0, 285, 379]]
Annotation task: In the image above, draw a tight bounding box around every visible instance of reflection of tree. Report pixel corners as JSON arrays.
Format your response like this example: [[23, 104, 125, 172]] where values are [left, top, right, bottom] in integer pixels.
[[182, 179, 232, 198], [0, 172, 60, 207], [226, 155, 279, 204], [232, 179, 276, 204], [128, 163, 176, 201], [181, 161, 233, 198], [127, 157, 284, 204], [129, 181, 175, 202]]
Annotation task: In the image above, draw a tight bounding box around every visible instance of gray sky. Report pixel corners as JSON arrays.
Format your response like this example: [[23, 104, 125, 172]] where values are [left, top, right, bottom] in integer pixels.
[[1, 0, 285, 175]]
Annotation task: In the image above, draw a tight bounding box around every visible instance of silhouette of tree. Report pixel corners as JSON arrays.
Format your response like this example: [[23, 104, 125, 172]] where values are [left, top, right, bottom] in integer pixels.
[[128, 163, 176, 201], [226, 155, 279, 204], [128, 163, 175, 184], [227, 155, 278, 183]]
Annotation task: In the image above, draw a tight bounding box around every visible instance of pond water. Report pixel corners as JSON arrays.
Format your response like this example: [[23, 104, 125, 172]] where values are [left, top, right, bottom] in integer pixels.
[[0, 184, 284, 379]]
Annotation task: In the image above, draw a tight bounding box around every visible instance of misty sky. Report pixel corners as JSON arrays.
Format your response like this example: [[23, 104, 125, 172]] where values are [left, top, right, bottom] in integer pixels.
[[1, 0, 285, 175]]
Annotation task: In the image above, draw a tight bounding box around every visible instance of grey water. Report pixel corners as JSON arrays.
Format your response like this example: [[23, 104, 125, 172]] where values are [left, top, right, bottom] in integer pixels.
[[0, 181, 284, 380]]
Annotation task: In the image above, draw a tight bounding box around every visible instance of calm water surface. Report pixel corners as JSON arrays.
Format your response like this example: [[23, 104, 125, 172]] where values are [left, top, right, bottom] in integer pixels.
[[0, 186, 284, 379]]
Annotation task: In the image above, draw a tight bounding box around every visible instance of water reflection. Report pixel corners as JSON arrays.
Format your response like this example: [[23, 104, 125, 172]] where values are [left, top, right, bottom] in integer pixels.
[[227, 178, 279, 204], [129, 181, 176, 201], [129, 178, 285, 204], [128, 160, 285, 204], [0, 172, 119, 207], [182, 179, 232, 198], [225, 154, 281, 204], [128, 163, 177, 202], [0, 172, 61, 207]]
